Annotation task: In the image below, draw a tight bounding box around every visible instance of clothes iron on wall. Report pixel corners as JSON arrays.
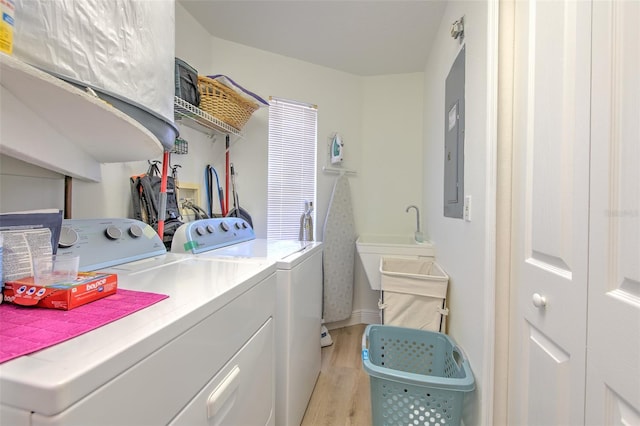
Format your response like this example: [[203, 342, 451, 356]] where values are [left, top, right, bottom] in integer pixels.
[[330, 133, 344, 165]]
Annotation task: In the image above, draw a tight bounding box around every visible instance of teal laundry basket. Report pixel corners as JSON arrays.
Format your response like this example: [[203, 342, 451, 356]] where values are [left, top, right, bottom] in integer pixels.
[[362, 325, 475, 426]]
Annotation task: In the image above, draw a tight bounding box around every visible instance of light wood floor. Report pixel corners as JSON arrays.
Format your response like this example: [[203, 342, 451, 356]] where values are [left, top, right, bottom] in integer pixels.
[[301, 324, 372, 426]]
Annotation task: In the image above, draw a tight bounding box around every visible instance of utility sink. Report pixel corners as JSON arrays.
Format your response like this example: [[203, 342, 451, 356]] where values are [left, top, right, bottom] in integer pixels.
[[356, 235, 435, 290]]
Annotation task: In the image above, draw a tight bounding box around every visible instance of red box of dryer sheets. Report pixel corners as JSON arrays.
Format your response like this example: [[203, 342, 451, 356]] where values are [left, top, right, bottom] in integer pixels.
[[3, 272, 118, 310]]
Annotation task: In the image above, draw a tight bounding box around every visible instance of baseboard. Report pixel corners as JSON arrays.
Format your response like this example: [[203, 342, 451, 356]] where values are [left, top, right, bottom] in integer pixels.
[[325, 309, 381, 331]]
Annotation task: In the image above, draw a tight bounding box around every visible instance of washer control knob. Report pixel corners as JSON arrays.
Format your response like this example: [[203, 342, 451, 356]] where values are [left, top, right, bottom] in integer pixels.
[[58, 226, 79, 248], [128, 225, 143, 238], [105, 225, 122, 240], [242, 222, 248, 229], [196, 226, 206, 236], [234, 222, 241, 230], [206, 225, 215, 234], [219, 222, 230, 232]]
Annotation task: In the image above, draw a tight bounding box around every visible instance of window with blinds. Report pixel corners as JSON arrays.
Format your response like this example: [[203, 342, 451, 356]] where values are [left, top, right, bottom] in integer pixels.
[[267, 97, 317, 240]]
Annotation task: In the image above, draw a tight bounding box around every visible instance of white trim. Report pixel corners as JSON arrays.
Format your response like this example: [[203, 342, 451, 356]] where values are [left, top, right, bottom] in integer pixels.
[[483, 1, 500, 426], [325, 309, 381, 331], [495, 1, 516, 425]]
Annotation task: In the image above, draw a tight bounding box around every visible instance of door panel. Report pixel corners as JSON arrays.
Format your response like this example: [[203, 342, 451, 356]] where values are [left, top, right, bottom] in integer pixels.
[[509, 0, 591, 424], [526, 324, 571, 426], [586, 1, 640, 424]]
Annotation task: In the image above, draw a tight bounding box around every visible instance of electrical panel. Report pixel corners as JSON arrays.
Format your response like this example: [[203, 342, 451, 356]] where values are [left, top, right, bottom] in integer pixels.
[[444, 46, 465, 219]]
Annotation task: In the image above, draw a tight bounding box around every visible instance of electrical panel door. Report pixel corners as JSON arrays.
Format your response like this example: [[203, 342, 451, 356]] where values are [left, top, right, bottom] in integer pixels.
[[444, 46, 465, 219]]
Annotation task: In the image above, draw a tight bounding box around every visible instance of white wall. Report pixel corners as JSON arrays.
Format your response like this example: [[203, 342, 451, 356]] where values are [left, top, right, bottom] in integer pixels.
[[0, 156, 65, 212], [352, 73, 425, 316], [359, 73, 424, 235], [422, 1, 495, 425]]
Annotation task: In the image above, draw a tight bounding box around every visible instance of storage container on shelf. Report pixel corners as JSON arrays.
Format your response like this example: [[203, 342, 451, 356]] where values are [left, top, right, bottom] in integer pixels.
[[174, 58, 200, 108], [13, 0, 175, 124], [197, 75, 268, 132]]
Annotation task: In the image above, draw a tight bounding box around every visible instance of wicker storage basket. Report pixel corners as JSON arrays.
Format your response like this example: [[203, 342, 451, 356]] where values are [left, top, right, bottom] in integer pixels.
[[197, 76, 259, 130]]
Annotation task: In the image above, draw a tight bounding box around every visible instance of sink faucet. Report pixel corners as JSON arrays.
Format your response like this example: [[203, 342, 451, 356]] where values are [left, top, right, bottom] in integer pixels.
[[405, 205, 424, 243]]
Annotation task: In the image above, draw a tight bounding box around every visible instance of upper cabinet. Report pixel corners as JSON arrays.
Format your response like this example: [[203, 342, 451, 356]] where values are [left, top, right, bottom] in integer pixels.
[[0, 53, 164, 182]]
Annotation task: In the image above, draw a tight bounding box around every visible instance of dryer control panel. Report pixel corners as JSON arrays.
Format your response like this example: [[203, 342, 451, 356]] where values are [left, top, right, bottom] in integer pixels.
[[58, 218, 166, 271], [171, 218, 255, 254]]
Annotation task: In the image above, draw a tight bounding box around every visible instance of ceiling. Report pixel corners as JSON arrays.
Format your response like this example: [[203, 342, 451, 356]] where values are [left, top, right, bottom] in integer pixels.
[[178, 0, 448, 76]]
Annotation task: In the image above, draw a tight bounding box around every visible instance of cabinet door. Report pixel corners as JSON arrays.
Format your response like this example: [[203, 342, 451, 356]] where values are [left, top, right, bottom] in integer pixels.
[[586, 1, 640, 424], [508, 0, 592, 424], [169, 319, 275, 426]]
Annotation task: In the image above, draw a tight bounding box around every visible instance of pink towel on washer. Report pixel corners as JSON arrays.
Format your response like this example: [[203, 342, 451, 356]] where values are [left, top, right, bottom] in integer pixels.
[[0, 289, 168, 364]]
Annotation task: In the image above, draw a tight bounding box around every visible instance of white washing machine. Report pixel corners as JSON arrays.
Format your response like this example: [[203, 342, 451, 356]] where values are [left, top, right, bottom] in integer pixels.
[[0, 218, 278, 426], [172, 217, 323, 426]]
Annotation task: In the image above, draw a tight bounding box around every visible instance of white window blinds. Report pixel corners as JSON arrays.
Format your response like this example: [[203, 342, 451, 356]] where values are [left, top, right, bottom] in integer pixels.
[[267, 97, 317, 240]]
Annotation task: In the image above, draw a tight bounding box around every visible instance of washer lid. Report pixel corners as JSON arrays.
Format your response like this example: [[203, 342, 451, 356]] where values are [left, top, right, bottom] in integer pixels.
[[204, 239, 323, 269]]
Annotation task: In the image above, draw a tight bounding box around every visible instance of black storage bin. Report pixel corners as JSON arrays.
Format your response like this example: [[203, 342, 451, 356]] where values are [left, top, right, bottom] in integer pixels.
[[175, 58, 201, 107]]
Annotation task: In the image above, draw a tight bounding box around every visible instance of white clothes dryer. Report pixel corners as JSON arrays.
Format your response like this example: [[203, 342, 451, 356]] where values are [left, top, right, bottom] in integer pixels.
[[0, 218, 277, 426], [172, 217, 323, 426]]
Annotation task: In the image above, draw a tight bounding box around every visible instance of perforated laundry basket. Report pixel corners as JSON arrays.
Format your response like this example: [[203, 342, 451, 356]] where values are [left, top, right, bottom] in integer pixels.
[[362, 325, 474, 426]]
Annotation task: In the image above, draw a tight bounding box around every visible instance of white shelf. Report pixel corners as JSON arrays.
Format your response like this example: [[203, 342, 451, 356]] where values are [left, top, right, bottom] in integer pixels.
[[173, 96, 243, 139], [0, 53, 164, 182]]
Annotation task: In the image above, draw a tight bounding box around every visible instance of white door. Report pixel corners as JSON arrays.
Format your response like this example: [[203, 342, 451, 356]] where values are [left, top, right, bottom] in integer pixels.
[[586, 1, 640, 424], [508, 0, 592, 424]]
